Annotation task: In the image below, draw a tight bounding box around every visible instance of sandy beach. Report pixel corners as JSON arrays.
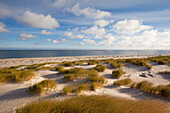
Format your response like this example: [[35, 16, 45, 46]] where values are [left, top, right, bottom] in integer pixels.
[[0, 54, 170, 112]]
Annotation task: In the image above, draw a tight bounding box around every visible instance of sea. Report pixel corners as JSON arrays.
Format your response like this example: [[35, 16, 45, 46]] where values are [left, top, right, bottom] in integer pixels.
[[0, 50, 170, 59]]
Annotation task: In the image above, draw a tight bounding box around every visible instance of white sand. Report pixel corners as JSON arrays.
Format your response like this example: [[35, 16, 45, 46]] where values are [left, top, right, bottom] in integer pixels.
[[0, 55, 170, 112]]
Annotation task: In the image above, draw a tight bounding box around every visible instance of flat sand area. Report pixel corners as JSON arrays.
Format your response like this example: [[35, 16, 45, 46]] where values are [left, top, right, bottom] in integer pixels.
[[0, 54, 170, 112]]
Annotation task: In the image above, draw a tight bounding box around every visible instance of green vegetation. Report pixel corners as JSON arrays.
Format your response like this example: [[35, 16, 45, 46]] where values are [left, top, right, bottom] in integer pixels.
[[114, 78, 132, 86], [93, 64, 106, 72], [148, 56, 170, 64], [159, 71, 170, 74], [111, 62, 123, 69], [63, 83, 103, 95], [63, 62, 74, 67], [126, 59, 152, 70], [86, 70, 106, 83], [131, 81, 170, 98], [0, 67, 36, 83], [16, 95, 167, 113], [55, 66, 65, 72], [111, 69, 126, 79], [28, 80, 57, 95]]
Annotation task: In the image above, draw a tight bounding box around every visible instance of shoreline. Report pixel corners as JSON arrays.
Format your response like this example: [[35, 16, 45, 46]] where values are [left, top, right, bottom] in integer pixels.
[[0, 54, 170, 68]]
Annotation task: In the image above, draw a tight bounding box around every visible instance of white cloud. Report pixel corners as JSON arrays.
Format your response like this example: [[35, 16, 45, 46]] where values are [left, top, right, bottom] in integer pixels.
[[17, 33, 37, 40], [83, 39, 96, 45], [81, 26, 106, 36], [113, 19, 153, 35], [99, 33, 115, 46], [53, 0, 74, 8], [64, 31, 84, 39], [53, 38, 67, 44], [0, 22, 9, 32], [67, 3, 111, 19], [94, 20, 113, 27], [41, 30, 53, 35], [53, 40, 59, 44], [43, 39, 52, 41], [17, 10, 60, 29]]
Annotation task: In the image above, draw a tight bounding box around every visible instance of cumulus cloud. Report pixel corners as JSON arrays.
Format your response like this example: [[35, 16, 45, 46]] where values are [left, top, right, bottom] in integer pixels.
[[64, 31, 84, 39], [0, 22, 9, 32], [94, 20, 114, 27], [99, 33, 115, 46], [17, 10, 60, 29], [81, 26, 106, 36], [17, 33, 37, 40], [113, 19, 153, 35], [53, 38, 67, 44], [41, 30, 53, 35], [82, 39, 96, 45], [67, 3, 111, 19]]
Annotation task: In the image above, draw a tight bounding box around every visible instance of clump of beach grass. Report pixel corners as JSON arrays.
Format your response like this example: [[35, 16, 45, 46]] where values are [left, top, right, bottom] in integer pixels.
[[28, 80, 57, 95], [131, 81, 170, 98], [114, 78, 132, 86], [159, 71, 170, 74], [111, 69, 126, 79], [93, 64, 106, 72]]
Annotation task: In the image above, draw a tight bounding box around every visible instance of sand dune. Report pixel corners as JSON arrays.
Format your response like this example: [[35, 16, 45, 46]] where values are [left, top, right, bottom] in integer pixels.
[[0, 55, 170, 112]]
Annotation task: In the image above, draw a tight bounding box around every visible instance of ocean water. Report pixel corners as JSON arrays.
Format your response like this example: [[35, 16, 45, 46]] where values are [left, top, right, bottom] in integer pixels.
[[0, 50, 169, 59]]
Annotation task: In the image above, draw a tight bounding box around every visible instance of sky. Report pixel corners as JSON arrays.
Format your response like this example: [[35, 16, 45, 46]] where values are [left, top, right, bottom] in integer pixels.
[[0, 0, 170, 50]]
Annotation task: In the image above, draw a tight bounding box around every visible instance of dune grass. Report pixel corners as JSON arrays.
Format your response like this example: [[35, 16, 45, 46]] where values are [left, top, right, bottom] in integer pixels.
[[125, 59, 152, 70], [63, 82, 103, 95], [0, 67, 36, 83], [93, 64, 106, 72], [114, 78, 132, 86], [16, 95, 168, 113], [159, 71, 170, 74], [111, 62, 123, 69], [131, 81, 170, 98], [111, 69, 126, 79], [28, 80, 57, 95], [86, 69, 106, 83]]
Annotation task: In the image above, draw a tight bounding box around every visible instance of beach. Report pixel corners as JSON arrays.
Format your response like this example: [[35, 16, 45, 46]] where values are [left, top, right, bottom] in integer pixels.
[[0, 54, 170, 112]]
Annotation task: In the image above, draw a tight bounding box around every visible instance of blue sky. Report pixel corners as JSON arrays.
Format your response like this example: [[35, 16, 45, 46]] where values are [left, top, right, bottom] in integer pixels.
[[0, 0, 170, 50]]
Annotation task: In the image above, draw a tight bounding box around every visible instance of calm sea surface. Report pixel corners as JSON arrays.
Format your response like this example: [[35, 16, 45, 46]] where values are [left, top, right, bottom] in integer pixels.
[[0, 50, 169, 59]]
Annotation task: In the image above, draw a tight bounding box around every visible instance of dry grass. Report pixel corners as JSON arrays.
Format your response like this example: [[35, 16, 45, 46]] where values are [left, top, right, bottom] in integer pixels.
[[0, 67, 36, 83], [16, 95, 168, 113], [131, 81, 170, 97], [111, 69, 126, 79], [93, 64, 106, 72], [159, 71, 170, 74], [114, 78, 132, 86], [28, 80, 57, 95]]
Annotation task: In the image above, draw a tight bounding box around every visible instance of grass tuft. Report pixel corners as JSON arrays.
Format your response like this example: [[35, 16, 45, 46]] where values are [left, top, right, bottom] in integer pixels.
[[111, 69, 126, 79], [114, 78, 132, 86]]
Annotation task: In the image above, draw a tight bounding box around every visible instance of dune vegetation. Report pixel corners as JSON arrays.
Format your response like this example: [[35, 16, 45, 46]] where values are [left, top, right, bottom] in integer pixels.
[[114, 78, 132, 86], [131, 81, 170, 98], [28, 80, 57, 95], [93, 64, 106, 72], [0, 67, 36, 83], [16, 95, 167, 113], [111, 69, 126, 79], [159, 71, 170, 74]]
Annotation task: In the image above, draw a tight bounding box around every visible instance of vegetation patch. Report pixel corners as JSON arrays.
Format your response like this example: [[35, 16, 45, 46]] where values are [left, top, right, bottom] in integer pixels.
[[111, 62, 123, 69], [93, 64, 106, 72], [131, 81, 170, 98], [0, 67, 36, 83], [111, 69, 126, 79], [114, 78, 132, 86], [159, 71, 170, 74], [28, 80, 57, 95], [16, 95, 167, 113], [86, 70, 106, 83]]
